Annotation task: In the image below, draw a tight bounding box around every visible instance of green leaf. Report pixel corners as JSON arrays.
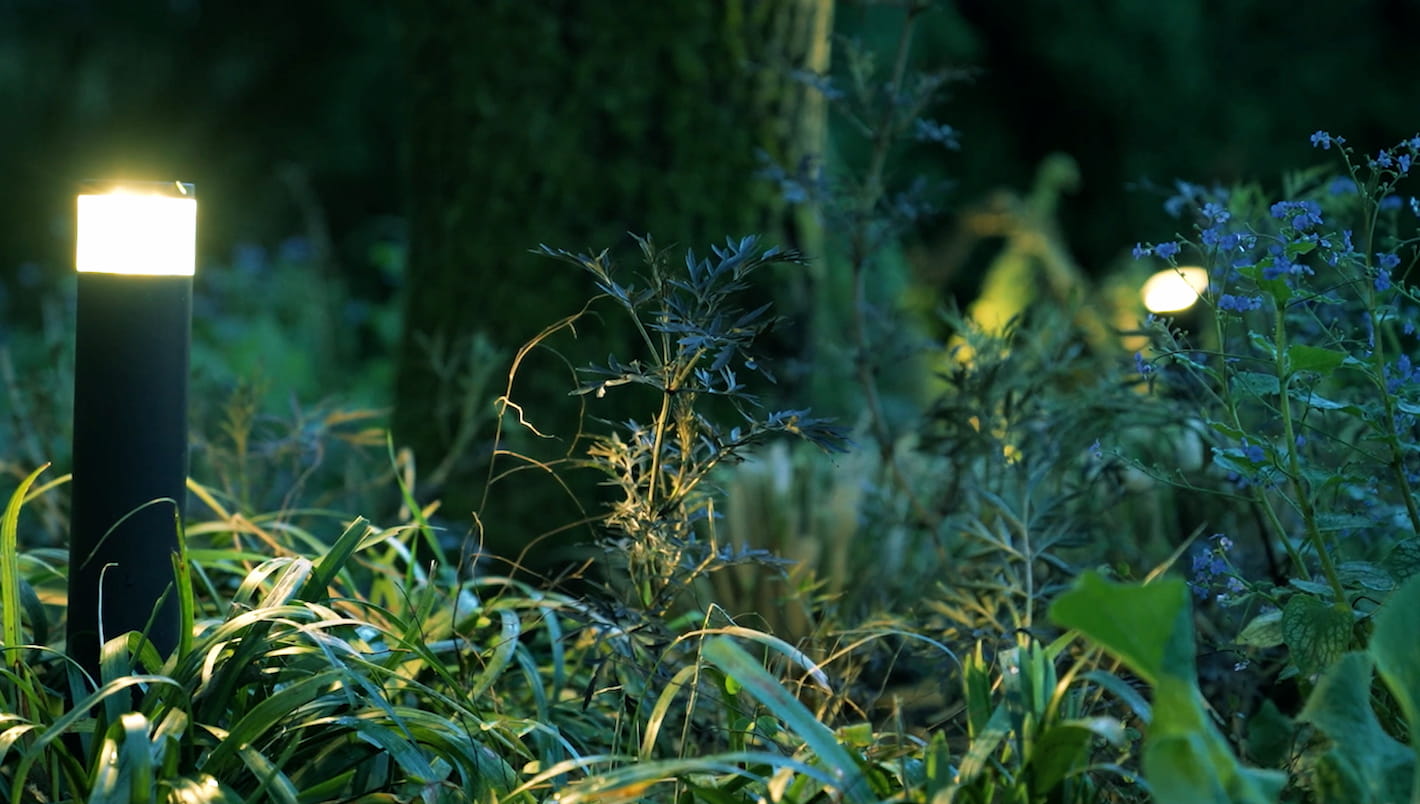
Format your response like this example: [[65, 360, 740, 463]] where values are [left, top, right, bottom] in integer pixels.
[[1029, 717, 1125, 793], [1244, 700, 1294, 767], [299, 517, 373, 602], [1230, 371, 1280, 398], [956, 704, 1011, 786], [1290, 389, 1361, 414], [1259, 275, 1293, 305], [1316, 513, 1381, 533], [1287, 345, 1347, 375], [1395, 399, 1420, 416], [1282, 596, 1353, 676], [1237, 609, 1284, 649], [702, 637, 873, 804], [1382, 539, 1420, 581], [1144, 735, 1230, 804], [963, 642, 994, 737], [1296, 652, 1414, 803], [1207, 420, 1246, 440], [1048, 571, 1194, 686], [1336, 561, 1396, 592], [1370, 574, 1420, 742], [1248, 331, 1279, 360], [1, 464, 47, 662]]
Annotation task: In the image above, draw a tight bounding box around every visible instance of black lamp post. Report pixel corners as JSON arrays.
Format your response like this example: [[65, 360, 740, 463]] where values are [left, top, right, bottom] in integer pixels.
[[68, 181, 195, 681]]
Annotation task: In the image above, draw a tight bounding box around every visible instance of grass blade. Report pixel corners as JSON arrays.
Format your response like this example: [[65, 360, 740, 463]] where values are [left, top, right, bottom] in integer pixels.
[[1, 464, 48, 664], [702, 636, 872, 804]]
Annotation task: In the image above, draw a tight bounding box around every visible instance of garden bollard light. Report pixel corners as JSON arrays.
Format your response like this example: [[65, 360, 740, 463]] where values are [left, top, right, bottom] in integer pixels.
[[68, 181, 195, 681]]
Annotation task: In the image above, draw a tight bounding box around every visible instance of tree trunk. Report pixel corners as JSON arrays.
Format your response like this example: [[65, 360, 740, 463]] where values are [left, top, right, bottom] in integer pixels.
[[395, 0, 832, 562]]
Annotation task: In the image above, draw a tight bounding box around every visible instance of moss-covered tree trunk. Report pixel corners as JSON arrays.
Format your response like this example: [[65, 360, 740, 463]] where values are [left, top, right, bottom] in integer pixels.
[[395, 1, 831, 561]]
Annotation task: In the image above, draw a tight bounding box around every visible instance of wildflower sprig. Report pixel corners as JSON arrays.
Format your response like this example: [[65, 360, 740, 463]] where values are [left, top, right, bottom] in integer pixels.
[[535, 235, 848, 614], [1132, 132, 1420, 628]]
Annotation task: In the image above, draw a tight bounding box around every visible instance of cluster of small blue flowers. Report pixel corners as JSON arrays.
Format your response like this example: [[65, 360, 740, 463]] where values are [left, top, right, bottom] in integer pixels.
[[1312, 130, 1420, 207], [1269, 200, 1322, 232], [1216, 293, 1263, 313], [1375, 253, 1400, 291], [1309, 131, 1346, 150], [1385, 354, 1420, 394], [914, 119, 961, 150], [1134, 351, 1153, 376], [1131, 240, 1181, 260], [1189, 533, 1245, 602]]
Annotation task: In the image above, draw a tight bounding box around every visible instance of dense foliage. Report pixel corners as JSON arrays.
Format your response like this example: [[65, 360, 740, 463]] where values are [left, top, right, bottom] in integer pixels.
[[4, 2, 1420, 802]]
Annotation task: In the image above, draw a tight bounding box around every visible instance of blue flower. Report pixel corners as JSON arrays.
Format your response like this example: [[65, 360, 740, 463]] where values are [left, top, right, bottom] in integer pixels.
[[1376, 150, 1396, 169], [914, 119, 961, 150], [1379, 252, 1402, 270], [1155, 241, 1182, 260], [1311, 131, 1344, 150], [1375, 268, 1393, 292], [1217, 293, 1263, 312], [1164, 181, 1202, 218], [1385, 354, 1419, 394], [1269, 200, 1322, 230], [1381, 195, 1403, 211], [1202, 202, 1230, 224], [1328, 176, 1358, 195], [1400, 154, 1413, 174], [1243, 442, 1266, 463], [1132, 243, 1151, 259], [1135, 352, 1154, 376]]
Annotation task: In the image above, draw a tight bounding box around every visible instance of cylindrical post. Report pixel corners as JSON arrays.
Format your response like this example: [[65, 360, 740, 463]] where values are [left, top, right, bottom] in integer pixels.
[[67, 182, 195, 681]]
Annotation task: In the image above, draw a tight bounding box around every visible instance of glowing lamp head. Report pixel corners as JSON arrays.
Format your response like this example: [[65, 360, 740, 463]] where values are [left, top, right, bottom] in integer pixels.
[[1141, 266, 1209, 314], [76, 182, 196, 276]]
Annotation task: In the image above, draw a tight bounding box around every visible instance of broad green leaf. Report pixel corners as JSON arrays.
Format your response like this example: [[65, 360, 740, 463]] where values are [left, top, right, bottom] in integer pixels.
[[1383, 539, 1420, 581], [1287, 345, 1346, 374], [1029, 717, 1126, 793], [1316, 513, 1382, 533], [1207, 420, 1246, 440], [1231, 371, 1280, 397], [1237, 609, 1284, 649], [1282, 596, 1352, 675], [1048, 572, 1195, 686], [1245, 700, 1294, 768], [1248, 331, 1279, 360], [1336, 561, 1396, 592], [1296, 652, 1414, 804], [1259, 275, 1292, 305], [1291, 389, 1361, 414], [1370, 575, 1420, 740], [1145, 735, 1230, 804], [1288, 578, 1334, 597]]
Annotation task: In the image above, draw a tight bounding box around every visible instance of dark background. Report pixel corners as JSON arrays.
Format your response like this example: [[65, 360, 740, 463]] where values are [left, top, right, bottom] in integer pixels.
[[5, 1, 1416, 311]]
